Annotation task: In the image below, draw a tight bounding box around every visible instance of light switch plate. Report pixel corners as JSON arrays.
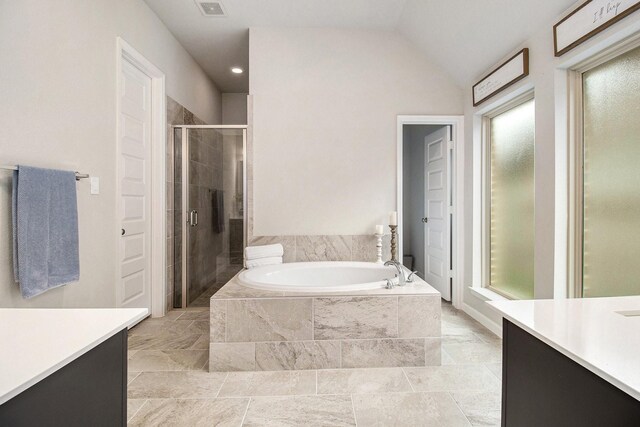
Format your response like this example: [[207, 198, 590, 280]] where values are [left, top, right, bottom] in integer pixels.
[[90, 177, 100, 195]]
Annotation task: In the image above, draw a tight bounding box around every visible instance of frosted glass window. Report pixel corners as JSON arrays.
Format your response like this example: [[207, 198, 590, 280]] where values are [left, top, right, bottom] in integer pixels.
[[582, 45, 640, 298], [489, 99, 535, 299]]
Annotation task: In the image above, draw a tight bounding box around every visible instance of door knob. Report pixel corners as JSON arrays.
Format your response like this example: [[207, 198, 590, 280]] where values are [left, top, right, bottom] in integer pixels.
[[121, 229, 126, 236], [422, 217, 428, 223]]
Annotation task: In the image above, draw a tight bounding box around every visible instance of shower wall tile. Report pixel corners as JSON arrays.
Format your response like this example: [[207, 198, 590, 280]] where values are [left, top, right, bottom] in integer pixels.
[[167, 96, 183, 125], [226, 299, 313, 342], [313, 297, 398, 340], [183, 109, 195, 125], [295, 235, 352, 262]]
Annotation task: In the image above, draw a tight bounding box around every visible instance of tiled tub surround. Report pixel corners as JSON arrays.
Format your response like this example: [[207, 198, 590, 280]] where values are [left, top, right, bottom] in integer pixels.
[[209, 275, 441, 371], [248, 234, 392, 263]]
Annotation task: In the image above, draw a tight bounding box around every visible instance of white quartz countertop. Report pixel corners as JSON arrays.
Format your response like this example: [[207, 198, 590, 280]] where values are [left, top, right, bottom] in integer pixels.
[[0, 308, 147, 405], [488, 296, 640, 401]]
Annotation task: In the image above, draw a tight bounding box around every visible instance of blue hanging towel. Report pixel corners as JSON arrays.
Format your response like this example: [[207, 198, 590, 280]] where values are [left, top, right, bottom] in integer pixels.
[[12, 165, 80, 298]]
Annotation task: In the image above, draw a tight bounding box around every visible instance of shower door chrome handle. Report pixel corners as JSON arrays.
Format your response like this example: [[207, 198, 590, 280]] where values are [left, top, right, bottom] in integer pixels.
[[189, 210, 198, 227]]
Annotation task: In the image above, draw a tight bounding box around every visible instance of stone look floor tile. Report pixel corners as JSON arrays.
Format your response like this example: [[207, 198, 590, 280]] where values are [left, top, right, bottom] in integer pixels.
[[128, 332, 202, 351], [403, 365, 500, 392], [128, 371, 228, 399], [352, 392, 471, 426], [443, 341, 502, 365], [127, 399, 147, 422], [243, 395, 356, 426], [178, 309, 210, 321], [486, 363, 503, 380], [452, 391, 502, 426], [129, 319, 194, 336], [128, 398, 249, 426], [317, 368, 412, 394], [128, 350, 209, 372], [218, 370, 317, 397], [353, 393, 470, 427], [127, 371, 140, 385], [189, 334, 210, 350], [127, 301, 504, 425]]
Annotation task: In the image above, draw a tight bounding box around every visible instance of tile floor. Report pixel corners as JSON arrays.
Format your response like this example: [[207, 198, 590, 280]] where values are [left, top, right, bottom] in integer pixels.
[[127, 301, 502, 426]]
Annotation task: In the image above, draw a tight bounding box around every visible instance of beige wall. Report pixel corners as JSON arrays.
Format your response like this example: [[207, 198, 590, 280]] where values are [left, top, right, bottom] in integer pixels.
[[249, 27, 463, 237], [0, 0, 221, 308], [461, 2, 640, 330]]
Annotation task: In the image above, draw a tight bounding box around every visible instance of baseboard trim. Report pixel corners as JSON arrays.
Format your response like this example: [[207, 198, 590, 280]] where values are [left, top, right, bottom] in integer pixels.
[[462, 303, 502, 338]]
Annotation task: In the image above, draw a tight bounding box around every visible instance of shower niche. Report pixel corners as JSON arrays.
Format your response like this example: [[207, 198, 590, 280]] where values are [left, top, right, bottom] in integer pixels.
[[172, 126, 247, 308]]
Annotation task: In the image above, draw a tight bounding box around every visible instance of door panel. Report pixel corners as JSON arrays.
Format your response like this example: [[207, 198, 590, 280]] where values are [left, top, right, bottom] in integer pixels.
[[424, 127, 451, 300], [118, 58, 152, 311]]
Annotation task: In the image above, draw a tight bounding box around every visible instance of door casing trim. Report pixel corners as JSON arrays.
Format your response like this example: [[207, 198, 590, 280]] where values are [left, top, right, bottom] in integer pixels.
[[397, 115, 465, 308], [116, 37, 166, 318]]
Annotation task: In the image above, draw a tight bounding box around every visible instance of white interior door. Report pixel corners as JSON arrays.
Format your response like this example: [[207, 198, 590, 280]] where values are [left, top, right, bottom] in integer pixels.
[[424, 126, 451, 300], [118, 57, 152, 311]]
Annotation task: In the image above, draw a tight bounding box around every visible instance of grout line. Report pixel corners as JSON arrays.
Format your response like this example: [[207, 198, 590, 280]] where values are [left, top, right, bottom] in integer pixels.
[[401, 367, 416, 392], [350, 394, 358, 427], [128, 399, 148, 423], [128, 371, 141, 386], [215, 372, 230, 398], [239, 397, 252, 426], [447, 391, 473, 425]]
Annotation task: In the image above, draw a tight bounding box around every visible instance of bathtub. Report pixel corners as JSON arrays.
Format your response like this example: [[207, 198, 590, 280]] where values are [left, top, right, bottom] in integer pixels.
[[237, 261, 399, 292]]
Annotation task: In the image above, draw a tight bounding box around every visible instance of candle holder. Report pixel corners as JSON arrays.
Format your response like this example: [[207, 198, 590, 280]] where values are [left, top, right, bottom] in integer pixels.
[[374, 233, 384, 264], [389, 225, 398, 262]]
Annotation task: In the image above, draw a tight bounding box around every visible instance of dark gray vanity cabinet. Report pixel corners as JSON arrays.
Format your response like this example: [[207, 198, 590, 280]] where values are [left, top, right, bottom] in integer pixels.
[[501, 319, 640, 426], [0, 329, 128, 427]]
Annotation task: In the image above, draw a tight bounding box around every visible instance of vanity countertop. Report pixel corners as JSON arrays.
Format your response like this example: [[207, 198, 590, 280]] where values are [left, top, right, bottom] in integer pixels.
[[0, 308, 147, 405], [488, 296, 640, 401]]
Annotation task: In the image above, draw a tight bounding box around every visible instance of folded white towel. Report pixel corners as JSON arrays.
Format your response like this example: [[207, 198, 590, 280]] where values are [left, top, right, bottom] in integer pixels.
[[245, 256, 283, 269], [245, 244, 284, 260]]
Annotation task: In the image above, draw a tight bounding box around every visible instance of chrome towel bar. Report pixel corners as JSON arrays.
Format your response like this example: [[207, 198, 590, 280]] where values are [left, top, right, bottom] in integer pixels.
[[0, 165, 89, 181]]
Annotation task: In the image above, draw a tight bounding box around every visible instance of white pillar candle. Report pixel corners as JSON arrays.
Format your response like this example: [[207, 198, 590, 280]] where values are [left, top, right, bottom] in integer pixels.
[[389, 211, 397, 226], [375, 224, 384, 235]]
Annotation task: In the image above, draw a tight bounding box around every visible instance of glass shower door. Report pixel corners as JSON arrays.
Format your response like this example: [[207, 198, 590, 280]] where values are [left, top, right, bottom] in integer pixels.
[[173, 127, 246, 308]]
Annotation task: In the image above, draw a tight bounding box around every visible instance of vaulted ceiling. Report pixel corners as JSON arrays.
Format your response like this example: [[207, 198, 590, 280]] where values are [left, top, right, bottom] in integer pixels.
[[144, 0, 577, 93]]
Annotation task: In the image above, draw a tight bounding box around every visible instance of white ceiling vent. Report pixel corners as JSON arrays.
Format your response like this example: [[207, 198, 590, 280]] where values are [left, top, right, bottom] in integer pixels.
[[195, 1, 226, 17]]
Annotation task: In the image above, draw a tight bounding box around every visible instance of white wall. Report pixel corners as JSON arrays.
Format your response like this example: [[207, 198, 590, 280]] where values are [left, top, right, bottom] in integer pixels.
[[0, 0, 221, 308], [250, 27, 463, 236], [222, 93, 248, 125], [461, 1, 640, 331]]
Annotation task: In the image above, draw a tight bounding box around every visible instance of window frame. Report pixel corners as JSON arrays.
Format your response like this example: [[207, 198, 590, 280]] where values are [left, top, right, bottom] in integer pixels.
[[481, 91, 536, 300], [569, 38, 640, 298]]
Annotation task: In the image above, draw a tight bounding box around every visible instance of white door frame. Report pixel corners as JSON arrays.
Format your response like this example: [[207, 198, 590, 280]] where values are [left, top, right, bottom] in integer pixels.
[[116, 37, 166, 317], [397, 115, 465, 308]]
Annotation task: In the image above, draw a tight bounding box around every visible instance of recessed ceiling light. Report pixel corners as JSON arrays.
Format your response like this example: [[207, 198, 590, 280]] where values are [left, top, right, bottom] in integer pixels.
[[231, 67, 243, 74]]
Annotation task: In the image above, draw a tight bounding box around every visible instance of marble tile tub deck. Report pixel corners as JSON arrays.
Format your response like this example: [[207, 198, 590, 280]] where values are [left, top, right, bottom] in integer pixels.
[[127, 302, 502, 426], [208, 275, 443, 372]]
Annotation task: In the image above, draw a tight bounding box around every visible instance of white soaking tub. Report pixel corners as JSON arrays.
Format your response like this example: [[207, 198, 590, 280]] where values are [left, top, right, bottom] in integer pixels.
[[237, 261, 399, 292]]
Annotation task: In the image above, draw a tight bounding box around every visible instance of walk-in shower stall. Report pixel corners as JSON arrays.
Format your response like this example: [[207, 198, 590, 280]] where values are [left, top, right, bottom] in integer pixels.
[[172, 126, 247, 308]]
